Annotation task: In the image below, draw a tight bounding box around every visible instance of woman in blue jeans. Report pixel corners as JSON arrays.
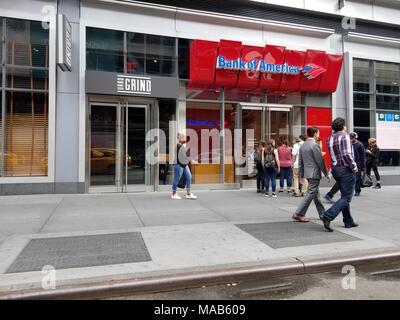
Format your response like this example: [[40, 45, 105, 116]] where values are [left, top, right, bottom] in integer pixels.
[[263, 139, 281, 198], [171, 132, 197, 200]]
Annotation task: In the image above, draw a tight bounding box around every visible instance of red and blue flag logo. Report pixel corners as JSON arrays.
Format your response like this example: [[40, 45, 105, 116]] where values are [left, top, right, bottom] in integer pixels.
[[301, 64, 326, 79]]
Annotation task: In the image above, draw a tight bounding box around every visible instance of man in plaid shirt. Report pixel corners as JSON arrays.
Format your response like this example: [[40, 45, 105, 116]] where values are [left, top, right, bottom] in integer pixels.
[[322, 117, 359, 232]]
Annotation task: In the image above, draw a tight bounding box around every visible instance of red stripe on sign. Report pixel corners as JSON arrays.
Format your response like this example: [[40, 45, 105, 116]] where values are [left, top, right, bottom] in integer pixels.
[[259, 45, 286, 91], [215, 39, 242, 88], [189, 40, 219, 87], [279, 50, 306, 91], [318, 54, 344, 93], [299, 50, 326, 92], [236, 45, 264, 90]]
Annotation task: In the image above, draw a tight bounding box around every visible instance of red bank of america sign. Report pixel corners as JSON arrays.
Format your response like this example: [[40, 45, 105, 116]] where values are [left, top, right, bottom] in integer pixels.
[[189, 39, 343, 93]]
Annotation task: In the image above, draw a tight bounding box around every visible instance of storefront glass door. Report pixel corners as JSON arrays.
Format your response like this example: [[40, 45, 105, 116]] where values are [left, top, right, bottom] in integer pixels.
[[241, 105, 292, 181], [90, 102, 151, 192]]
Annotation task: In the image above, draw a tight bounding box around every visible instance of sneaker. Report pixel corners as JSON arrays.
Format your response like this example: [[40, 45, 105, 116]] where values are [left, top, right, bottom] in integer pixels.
[[373, 183, 381, 189], [293, 193, 301, 197], [171, 194, 182, 200], [323, 195, 335, 204], [279, 190, 284, 193], [257, 190, 262, 193], [287, 189, 292, 194], [264, 193, 269, 197], [186, 193, 197, 200], [272, 193, 277, 198]]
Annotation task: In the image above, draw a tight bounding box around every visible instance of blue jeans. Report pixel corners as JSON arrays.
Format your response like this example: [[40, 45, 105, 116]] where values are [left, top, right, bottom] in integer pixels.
[[264, 167, 277, 193], [280, 167, 293, 189], [324, 165, 356, 226], [172, 164, 192, 192]]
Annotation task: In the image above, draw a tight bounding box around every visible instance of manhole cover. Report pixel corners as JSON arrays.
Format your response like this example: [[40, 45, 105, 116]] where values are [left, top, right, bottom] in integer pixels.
[[6, 232, 151, 273]]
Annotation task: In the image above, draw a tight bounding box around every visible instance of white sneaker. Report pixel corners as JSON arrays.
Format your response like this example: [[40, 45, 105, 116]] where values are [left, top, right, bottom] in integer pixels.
[[171, 194, 182, 200], [186, 193, 197, 200]]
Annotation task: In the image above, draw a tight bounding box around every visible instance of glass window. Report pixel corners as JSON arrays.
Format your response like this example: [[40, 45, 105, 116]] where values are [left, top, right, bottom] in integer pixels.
[[158, 99, 176, 185], [353, 93, 370, 109], [178, 38, 191, 79], [376, 61, 400, 95], [86, 28, 124, 72], [185, 87, 222, 101], [1, 18, 49, 177], [127, 33, 145, 74], [186, 102, 222, 184], [6, 67, 48, 90], [0, 94, 3, 176], [224, 104, 236, 183], [353, 59, 370, 92], [145, 34, 175, 76], [353, 110, 371, 127], [4, 91, 48, 176], [376, 95, 399, 111], [225, 89, 265, 103], [6, 19, 49, 67], [293, 106, 306, 140], [380, 151, 400, 167], [353, 127, 371, 147]]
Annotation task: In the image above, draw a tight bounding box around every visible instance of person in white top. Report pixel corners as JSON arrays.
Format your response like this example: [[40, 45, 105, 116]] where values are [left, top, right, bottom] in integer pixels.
[[292, 134, 308, 197]]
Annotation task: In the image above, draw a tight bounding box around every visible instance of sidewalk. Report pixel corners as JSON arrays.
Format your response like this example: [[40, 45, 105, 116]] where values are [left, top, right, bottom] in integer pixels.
[[0, 186, 400, 298]]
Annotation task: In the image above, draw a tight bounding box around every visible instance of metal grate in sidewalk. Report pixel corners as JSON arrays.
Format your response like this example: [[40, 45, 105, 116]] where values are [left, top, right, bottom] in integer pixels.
[[236, 221, 361, 249], [6, 232, 151, 273]]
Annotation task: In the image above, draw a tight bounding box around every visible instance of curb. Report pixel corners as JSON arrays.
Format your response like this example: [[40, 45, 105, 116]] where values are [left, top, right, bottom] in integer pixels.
[[2, 248, 400, 300]]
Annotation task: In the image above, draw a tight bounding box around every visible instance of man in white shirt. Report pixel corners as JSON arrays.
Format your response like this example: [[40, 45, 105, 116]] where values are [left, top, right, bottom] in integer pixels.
[[292, 134, 308, 197]]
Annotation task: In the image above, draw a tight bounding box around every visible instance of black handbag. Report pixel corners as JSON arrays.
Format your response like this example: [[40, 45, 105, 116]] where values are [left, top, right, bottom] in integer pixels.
[[361, 173, 373, 188], [178, 173, 186, 189]]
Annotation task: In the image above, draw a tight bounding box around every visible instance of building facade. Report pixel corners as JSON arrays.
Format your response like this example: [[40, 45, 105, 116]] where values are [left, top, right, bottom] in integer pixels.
[[0, 0, 399, 195]]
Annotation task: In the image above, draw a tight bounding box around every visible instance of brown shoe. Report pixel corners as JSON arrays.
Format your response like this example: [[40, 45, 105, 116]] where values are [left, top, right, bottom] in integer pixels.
[[292, 214, 309, 223]]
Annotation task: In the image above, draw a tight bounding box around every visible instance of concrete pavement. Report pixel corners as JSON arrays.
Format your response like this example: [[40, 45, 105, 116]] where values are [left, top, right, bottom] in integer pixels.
[[0, 186, 400, 298]]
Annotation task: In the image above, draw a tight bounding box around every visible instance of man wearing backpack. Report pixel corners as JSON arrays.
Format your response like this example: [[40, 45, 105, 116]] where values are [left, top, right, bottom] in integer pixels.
[[292, 127, 330, 222]]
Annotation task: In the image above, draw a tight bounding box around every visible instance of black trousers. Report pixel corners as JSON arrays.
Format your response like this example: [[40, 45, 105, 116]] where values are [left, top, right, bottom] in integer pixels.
[[366, 161, 380, 181]]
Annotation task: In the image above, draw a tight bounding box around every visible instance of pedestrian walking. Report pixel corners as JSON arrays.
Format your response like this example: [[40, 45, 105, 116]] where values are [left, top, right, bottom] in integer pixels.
[[292, 134, 308, 197], [277, 139, 293, 193], [324, 131, 366, 203], [264, 139, 280, 198], [254, 141, 265, 193], [366, 138, 381, 189], [322, 118, 359, 232], [292, 127, 330, 223], [171, 132, 197, 200]]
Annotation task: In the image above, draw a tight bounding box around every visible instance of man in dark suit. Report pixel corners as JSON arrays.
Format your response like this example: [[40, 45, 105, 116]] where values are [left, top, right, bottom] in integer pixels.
[[292, 126, 330, 222]]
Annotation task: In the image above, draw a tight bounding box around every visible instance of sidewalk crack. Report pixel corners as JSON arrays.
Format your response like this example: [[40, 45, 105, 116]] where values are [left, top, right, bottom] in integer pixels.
[[38, 196, 65, 233], [126, 194, 146, 227]]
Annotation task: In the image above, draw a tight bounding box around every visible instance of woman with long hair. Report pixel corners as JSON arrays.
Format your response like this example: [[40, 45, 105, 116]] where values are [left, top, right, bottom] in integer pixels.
[[263, 139, 280, 198], [171, 132, 198, 199], [366, 138, 381, 189]]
